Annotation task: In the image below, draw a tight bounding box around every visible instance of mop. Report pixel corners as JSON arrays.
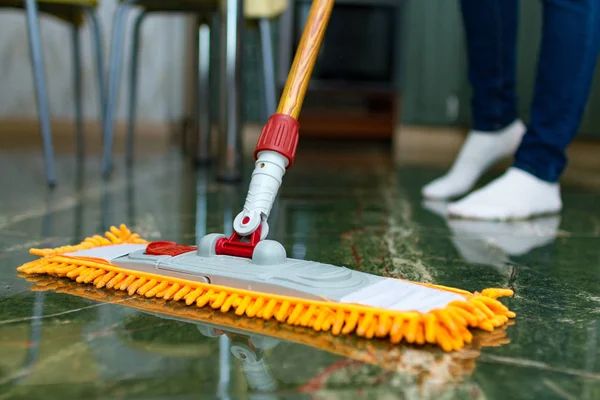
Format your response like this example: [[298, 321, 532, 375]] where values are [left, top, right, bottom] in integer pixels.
[[17, 0, 515, 352]]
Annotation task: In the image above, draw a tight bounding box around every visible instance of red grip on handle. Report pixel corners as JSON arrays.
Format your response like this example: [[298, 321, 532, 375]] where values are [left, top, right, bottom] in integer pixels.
[[254, 114, 299, 169]]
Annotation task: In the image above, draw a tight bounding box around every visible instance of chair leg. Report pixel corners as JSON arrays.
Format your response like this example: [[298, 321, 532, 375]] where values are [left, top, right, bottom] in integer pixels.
[[71, 25, 84, 159], [126, 11, 147, 166], [217, 0, 244, 182], [83, 8, 107, 126], [197, 22, 211, 165], [259, 18, 277, 118], [24, 0, 56, 186], [184, 15, 201, 158], [102, 2, 135, 177]]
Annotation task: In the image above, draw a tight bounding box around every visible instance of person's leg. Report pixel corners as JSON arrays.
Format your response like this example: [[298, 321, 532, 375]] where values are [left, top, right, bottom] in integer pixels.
[[422, 0, 524, 200], [449, 0, 600, 220], [516, 0, 600, 182]]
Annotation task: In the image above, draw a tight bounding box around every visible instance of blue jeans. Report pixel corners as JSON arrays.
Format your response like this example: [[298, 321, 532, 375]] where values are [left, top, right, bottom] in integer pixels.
[[460, 0, 600, 182]]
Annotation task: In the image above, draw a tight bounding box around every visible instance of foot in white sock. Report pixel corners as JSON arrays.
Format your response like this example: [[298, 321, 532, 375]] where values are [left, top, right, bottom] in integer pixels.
[[422, 119, 526, 199], [447, 167, 562, 220]]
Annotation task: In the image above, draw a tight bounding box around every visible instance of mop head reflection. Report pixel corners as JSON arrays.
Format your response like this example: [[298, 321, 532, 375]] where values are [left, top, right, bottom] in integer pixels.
[[22, 272, 513, 393], [17, 225, 516, 352]]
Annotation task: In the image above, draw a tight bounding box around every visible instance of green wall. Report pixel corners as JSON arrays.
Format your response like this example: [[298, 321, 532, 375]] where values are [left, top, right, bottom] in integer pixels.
[[398, 0, 468, 126], [399, 0, 600, 138]]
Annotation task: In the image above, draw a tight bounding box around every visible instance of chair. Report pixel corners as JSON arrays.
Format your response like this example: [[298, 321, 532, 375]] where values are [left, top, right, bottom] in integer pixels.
[[101, 0, 288, 182], [1, 0, 106, 186]]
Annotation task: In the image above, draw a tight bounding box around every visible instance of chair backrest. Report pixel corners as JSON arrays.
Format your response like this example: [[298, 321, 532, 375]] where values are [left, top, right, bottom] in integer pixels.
[[245, 0, 288, 19]]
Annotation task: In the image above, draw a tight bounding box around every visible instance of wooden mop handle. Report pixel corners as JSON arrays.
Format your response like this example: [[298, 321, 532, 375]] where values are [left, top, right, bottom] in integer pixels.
[[236, 0, 335, 240], [252, 0, 334, 171], [277, 0, 335, 119]]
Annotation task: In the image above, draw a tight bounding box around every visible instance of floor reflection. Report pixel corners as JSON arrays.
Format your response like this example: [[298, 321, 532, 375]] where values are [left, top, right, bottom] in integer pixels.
[[21, 273, 512, 399], [422, 200, 561, 269], [16, 189, 58, 385]]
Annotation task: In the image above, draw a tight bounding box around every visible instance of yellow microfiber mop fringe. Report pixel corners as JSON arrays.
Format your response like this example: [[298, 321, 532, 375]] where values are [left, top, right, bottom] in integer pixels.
[[17, 224, 516, 352]]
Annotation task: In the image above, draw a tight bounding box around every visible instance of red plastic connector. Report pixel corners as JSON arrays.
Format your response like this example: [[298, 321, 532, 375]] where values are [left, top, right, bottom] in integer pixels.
[[146, 241, 197, 256], [215, 225, 263, 259], [254, 114, 299, 168]]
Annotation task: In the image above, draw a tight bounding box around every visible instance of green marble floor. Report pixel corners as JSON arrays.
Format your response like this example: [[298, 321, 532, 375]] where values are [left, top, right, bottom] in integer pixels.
[[0, 141, 598, 400]]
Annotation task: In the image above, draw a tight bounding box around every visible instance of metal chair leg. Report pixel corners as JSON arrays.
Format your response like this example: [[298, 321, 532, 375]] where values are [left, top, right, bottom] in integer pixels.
[[197, 22, 211, 165], [102, 2, 135, 177], [71, 25, 84, 159], [83, 8, 107, 125], [126, 11, 147, 166], [183, 15, 201, 158], [24, 0, 56, 186], [217, 0, 244, 182], [259, 18, 277, 118]]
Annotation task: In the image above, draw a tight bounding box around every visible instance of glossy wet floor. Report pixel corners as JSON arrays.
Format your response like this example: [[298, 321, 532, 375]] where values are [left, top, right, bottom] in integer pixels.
[[0, 135, 598, 400]]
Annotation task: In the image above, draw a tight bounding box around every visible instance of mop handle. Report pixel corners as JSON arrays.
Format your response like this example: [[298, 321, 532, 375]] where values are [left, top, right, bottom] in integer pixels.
[[230, 0, 335, 241], [277, 0, 336, 119]]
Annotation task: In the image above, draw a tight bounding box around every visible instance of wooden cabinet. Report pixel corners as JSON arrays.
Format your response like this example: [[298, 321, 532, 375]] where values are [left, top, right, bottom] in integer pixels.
[[276, 0, 402, 139]]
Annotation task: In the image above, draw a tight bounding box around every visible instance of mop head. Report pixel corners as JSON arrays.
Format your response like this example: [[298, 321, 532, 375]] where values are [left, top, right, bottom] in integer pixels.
[[16, 225, 516, 352]]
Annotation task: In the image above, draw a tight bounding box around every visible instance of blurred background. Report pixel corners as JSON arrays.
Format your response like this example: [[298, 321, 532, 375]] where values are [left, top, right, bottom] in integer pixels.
[[1, 0, 600, 178]]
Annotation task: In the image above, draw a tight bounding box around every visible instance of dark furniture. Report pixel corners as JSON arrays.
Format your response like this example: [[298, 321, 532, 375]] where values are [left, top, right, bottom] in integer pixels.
[[278, 0, 402, 139]]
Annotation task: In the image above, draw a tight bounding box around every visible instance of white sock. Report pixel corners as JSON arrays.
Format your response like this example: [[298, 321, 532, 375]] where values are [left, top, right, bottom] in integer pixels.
[[447, 167, 562, 220], [421, 119, 526, 199]]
